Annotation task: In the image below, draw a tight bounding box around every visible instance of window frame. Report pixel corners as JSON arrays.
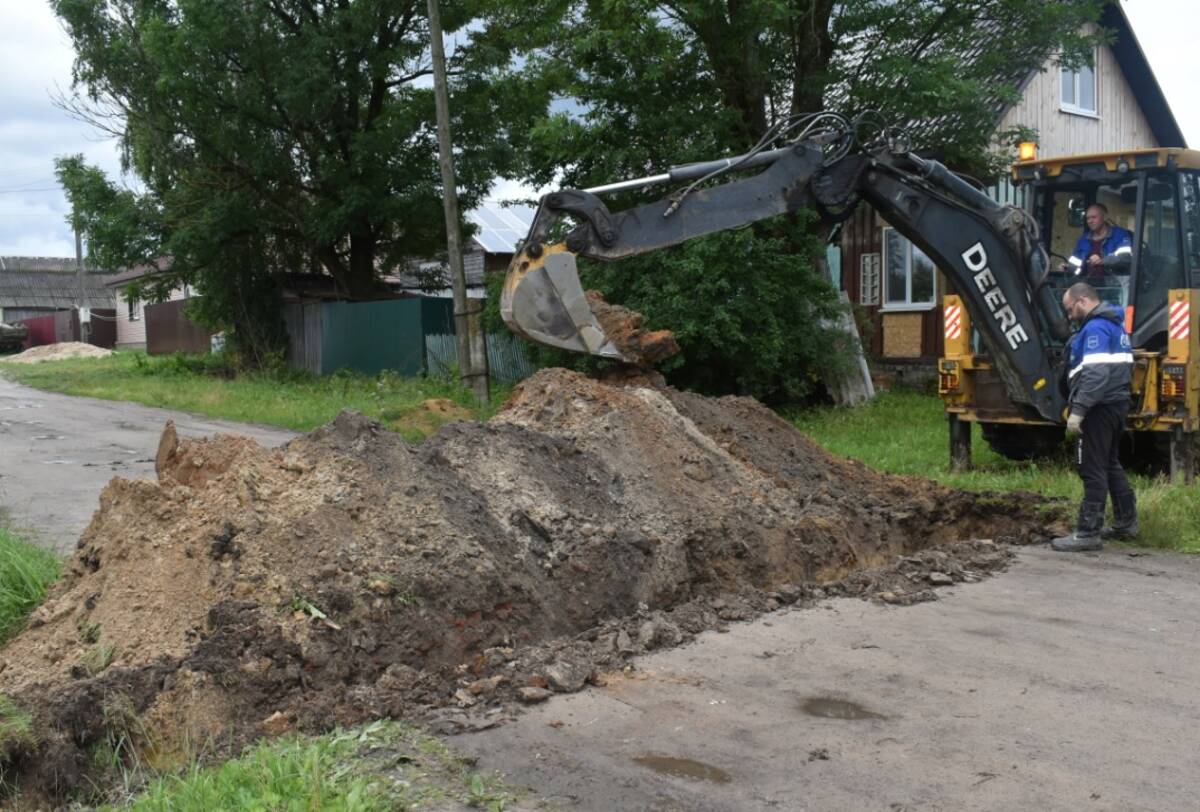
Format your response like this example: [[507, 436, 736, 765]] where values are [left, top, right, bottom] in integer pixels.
[[858, 252, 881, 306], [1060, 52, 1099, 118], [880, 227, 937, 312], [127, 294, 142, 322]]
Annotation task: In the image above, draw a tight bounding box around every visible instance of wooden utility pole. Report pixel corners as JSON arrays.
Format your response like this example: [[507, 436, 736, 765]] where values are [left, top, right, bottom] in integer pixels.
[[75, 221, 89, 345], [427, 0, 489, 403]]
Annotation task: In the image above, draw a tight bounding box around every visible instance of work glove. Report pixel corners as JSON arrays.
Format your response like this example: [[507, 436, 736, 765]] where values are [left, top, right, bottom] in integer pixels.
[[1065, 412, 1083, 439]]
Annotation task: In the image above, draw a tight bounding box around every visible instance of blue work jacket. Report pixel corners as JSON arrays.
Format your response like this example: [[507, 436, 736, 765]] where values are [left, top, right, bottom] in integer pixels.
[[1065, 302, 1133, 417], [1067, 224, 1133, 273]]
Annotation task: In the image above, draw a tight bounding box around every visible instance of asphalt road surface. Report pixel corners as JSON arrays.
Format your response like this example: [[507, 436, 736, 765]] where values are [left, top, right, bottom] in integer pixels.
[[0, 376, 297, 553], [458, 547, 1200, 812]]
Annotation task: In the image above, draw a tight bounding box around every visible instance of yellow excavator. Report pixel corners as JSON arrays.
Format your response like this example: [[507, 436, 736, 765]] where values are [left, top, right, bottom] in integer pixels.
[[940, 147, 1198, 481], [498, 114, 1198, 481]]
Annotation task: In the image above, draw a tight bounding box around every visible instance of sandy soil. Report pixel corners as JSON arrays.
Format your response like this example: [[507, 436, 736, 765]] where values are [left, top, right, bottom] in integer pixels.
[[4, 342, 113, 364]]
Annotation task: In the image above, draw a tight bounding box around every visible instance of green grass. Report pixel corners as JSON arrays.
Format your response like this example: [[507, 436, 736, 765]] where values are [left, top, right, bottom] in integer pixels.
[[0, 352, 507, 440], [0, 694, 36, 758], [0, 527, 60, 645], [790, 390, 1200, 553], [109, 720, 518, 811]]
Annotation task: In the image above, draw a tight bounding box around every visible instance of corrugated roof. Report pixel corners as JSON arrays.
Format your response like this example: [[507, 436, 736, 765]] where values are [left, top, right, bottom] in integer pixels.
[[466, 203, 535, 253], [0, 261, 117, 310], [0, 256, 105, 273], [386, 261, 485, 290]]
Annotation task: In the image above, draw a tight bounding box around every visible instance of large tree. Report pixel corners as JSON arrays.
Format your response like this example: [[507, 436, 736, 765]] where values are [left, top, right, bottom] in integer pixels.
[[54, 0, 545, 361], [478, 0, 1106, 402]]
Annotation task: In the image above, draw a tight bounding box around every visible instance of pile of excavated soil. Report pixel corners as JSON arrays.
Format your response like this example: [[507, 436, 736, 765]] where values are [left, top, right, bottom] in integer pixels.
[[0, 368, 1054, 801], [4, 342, 113, 363]]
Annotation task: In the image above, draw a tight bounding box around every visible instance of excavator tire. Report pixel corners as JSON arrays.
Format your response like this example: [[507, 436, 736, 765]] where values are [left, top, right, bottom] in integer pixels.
[[980, 422, 1065, 461]]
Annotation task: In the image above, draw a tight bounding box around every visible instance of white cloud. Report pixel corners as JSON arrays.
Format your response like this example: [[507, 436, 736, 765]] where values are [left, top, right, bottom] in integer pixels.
[[1121, 0, 1199, 146], [0, 0, 124, 258]]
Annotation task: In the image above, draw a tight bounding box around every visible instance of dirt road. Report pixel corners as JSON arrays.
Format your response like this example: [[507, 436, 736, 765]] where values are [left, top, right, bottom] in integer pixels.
[[457, 546, 1200, 811], [0, 376, 296, 553]]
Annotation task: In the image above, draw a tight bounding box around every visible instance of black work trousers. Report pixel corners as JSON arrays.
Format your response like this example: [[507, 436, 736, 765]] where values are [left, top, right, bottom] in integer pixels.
[[1076, 402, 1134, 513]]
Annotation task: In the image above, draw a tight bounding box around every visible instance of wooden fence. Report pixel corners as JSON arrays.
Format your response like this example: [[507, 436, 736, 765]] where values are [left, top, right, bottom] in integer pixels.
[[18, 309, 116, 349], [146, 299, 213, 355]]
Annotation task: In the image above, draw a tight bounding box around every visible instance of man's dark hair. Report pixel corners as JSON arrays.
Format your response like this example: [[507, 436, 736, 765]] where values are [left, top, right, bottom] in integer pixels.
[[1086, 202, 1109, 215], [1066, 281, 1099, 302]]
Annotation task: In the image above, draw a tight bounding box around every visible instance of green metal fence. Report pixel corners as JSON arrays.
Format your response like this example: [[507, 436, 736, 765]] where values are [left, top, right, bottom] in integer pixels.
[[281, 297, 536, 382], [425, 330, 537, 383]]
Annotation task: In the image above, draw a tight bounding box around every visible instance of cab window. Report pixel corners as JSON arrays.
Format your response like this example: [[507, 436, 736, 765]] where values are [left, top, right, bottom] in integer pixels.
[[1038, 182, 1137, 307], [1180, 171, 1200, 277], [1133, 173, 1184, 330]]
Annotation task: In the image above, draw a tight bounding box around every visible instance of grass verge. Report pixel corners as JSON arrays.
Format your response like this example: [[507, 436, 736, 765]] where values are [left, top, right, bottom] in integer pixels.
[[0, 527, 60, 645], [790, 390, 1199, 553], [106, 719, 520, 811], [0, 352, 508, 441]]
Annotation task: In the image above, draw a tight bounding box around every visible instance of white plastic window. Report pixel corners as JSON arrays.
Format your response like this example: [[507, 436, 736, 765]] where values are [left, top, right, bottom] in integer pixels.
[[1061, 56, 1097, 116], [882, 229, 935, 310]]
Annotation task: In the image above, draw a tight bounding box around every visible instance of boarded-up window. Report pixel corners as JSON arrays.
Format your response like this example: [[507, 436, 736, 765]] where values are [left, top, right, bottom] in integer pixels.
[[859, 253, 881, 306], [882, 312, 925, 358]]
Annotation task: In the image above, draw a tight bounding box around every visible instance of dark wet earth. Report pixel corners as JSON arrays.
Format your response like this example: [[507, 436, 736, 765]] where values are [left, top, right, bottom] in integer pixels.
[[456, 547, 1200, 811]]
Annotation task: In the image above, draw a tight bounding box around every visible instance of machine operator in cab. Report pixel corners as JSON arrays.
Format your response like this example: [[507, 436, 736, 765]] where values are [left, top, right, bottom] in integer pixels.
[[1061, 203, 1134, 281]]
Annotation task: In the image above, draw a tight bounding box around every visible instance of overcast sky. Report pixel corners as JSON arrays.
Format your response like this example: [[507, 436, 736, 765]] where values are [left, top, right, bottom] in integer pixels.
[[1, 0, 1196, 258]]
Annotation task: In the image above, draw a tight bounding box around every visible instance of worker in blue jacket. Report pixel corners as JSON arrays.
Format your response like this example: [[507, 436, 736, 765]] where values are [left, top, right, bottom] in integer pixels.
[[1061, 203, 1133, 280], [1052, 282, 1138, 552]]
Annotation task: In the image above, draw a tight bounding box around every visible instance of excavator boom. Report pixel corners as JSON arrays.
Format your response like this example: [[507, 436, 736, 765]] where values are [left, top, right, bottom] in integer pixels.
[[501, 118, 1070, 422]]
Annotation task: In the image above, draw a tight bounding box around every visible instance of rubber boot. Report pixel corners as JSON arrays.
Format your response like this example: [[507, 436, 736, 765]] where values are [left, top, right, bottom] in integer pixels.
[[1051, 500, 1105, 552], [1101, 490, 1139, 541]]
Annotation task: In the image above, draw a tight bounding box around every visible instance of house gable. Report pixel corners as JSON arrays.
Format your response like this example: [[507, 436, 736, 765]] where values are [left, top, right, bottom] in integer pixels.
[[839, 8, 1185, 365], [997, 6, 1184, 158]]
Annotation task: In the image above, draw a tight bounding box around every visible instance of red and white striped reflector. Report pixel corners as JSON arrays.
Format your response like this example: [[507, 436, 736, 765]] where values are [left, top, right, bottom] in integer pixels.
[[1169, 299, 1190, 341], [944, 304, 962, 340]]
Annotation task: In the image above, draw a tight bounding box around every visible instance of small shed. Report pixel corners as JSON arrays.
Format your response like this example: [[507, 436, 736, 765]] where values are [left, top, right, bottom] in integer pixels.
[[283, 296, 454, 376]]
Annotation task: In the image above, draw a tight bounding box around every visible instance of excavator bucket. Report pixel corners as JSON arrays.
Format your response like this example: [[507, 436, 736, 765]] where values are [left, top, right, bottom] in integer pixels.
[[500, 243, 631, 361]]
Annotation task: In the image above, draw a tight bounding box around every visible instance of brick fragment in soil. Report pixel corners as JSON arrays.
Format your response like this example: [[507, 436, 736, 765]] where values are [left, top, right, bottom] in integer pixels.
[[0, 368, 1056, 803]]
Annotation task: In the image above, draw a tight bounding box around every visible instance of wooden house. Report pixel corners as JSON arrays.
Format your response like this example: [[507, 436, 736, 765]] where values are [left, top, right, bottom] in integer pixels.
[[104, 261, 208, 352], [837, 4, 1186, 371]]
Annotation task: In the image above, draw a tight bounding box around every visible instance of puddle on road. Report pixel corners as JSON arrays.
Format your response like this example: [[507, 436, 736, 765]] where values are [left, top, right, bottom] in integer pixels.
[[42, 459, 80, 465], [800, 697, 887, 720], [633, 755, 732, 784], [32, 435, 65, 441]]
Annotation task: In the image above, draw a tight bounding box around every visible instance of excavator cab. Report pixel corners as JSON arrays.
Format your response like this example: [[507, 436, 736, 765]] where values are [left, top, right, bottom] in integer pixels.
[[1025, 152, 1198, 349], [942, 148, 1199, 479]]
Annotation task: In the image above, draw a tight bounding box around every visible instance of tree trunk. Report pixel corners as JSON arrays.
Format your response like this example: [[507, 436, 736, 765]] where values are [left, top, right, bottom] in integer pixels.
[[790, 0, 837, 116], [346, 229, 378, 299]]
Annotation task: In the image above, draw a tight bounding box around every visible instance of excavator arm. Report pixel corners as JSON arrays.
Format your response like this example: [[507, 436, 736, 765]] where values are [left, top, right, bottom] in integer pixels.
[[501, 123, 1071, 423]]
